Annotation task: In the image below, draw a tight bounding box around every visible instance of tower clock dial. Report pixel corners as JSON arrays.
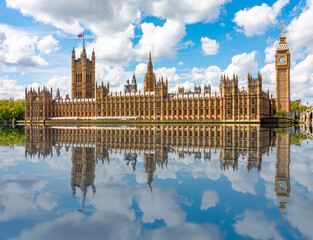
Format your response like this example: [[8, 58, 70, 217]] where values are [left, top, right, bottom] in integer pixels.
[[278, 181, 286, 190], [278, 56, 286, 64]]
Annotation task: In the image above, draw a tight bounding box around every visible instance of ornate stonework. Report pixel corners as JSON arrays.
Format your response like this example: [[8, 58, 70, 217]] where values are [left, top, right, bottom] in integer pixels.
[[27, 30, 293, 122], [275, 22, 291, 112]]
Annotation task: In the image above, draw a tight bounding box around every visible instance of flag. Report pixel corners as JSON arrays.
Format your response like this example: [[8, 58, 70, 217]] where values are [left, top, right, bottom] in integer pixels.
[[77, 34, 84, 38]]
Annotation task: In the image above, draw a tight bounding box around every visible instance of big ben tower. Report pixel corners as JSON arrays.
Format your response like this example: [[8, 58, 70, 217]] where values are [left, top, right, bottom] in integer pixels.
[[275, 22, 291, 112]]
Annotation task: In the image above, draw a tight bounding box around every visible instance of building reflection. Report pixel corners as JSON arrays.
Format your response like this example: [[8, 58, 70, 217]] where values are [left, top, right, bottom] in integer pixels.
[[275, 132, 291, 220], [25, 124, 290, 218]]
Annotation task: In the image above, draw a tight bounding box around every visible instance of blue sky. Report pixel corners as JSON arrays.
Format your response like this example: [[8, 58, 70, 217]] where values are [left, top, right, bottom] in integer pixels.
[[0, 0, 313, 104]]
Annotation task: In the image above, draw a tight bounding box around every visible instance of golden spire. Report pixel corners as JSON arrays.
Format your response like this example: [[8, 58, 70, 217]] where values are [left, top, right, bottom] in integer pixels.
[[279, 20, 286, 43]]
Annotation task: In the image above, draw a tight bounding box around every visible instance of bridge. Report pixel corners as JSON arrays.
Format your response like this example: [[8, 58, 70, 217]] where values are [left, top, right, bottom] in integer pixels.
[[300, 107, 313, 138], [300, 106, 313, 125]]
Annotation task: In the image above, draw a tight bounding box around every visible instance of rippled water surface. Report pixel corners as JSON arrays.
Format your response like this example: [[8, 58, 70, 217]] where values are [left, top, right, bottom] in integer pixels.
[[0, 124, 312, 240]]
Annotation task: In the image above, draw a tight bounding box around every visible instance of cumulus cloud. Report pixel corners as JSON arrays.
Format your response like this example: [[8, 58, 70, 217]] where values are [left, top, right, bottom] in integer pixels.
[[234, 0, 289, 37], [5, 0, 229, 64], [46, 76, 71, 97], [135, 63, 147, 76], [224, 51, 258, 83], [188, 51, 258, 93], [144, 0, 230, 24], [37, 35, 60, 54], [0, 24, 48, 72], [135, 19, 186, 60], [264, 41, 278, 63], [200, 190, 219, 210], [5, 0, 140, 35], [143, 222, 221, 240], [224, 166, 258, 195], [12, 212, 140, 240], [233, 210, 283, 240], [201, 37, 219, 55], [191, 65, 221, 86], [287, 0, 313, 55], [0, 176, 58, 222], [95, 63, 128, 92], [0, 77, 25, 99]]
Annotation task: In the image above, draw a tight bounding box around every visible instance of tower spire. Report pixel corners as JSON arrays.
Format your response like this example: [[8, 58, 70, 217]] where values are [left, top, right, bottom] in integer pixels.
[[147, 51, 153, 72], [279, 20, 286, 42]]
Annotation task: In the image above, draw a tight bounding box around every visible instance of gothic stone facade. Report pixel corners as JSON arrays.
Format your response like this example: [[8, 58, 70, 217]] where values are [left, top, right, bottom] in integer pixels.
[[27, 32, 294, 122]]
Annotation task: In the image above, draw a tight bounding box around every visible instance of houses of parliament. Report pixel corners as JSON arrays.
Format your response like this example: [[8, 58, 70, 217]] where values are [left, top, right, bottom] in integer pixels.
[[24, 25, 291, 122]]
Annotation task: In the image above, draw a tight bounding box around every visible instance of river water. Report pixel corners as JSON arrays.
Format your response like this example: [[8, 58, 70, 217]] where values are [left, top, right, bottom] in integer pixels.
[[0, 124, 312, 240]]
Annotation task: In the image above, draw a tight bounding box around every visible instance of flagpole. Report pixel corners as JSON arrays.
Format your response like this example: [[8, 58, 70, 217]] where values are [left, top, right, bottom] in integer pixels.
[[83, 31, 85, 48]]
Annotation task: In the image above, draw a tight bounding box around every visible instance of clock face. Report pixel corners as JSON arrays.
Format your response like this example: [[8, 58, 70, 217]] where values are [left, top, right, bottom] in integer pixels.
[[279, 56, 286, 64], [278, 182, 286, 190]]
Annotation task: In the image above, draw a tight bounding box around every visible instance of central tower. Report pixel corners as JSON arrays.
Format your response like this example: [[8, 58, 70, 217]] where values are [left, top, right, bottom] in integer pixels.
[[144, 52, 156, 92], [275, 22, 291, 112], [72, 47, 95, 99]]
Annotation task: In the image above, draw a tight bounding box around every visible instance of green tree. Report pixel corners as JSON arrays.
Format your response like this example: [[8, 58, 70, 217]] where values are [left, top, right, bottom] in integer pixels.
[[275, 109, 287, 118], [0, 99, 25, 120], [291, 100, 308, 112]]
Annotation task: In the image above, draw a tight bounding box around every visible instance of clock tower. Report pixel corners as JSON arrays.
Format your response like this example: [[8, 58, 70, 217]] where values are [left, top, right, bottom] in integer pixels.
[[275, 22, 291, 112]]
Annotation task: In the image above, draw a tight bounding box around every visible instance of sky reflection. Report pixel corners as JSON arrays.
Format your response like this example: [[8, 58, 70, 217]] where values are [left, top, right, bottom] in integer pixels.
[[0, 125, 312, 240]]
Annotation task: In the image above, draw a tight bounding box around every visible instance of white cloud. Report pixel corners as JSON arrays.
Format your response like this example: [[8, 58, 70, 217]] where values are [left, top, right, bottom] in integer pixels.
[[46, 76, 71, 97], [224, 166, 258, 195], [286, 187, 313, 239], [12, 211, 140, 240], [6, 0, 228, 64], [145, 0, 230, 24], [178, 61, 184, 66], [85, 25, 135, 65], [135, 19, 186, 60], [36, 192, 59, 211], [143, 222, 221, 240], [37, 35, 60, 54], [136, 186, 185, 227], [234, 0, 289, 37], [233, 210, 284, 240], [95, 63, 128, 92], [201, 37, 219, 55], [189, 51, 258, 93], [287, 0, 313, 55], [135, 63, 147, 76], [191, 65, 221, 86], [264, 41, 278, 63], [0, 176, 58, 222], [224, 51, 258, 83], [0, 24, 48, 72], [200, 190, 219, 210], [260, 63, 276, 95], [0, 77, 25, 99], [6, 0, 140, 36]]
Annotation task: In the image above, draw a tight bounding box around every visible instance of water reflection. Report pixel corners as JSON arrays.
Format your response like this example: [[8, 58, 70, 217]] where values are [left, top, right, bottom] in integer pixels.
[[24, 125, 292, 215], [1, 124, 307, 239]]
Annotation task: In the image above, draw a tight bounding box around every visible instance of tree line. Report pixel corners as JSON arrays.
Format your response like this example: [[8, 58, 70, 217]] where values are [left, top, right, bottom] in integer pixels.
[[0, 99, 25, 121]]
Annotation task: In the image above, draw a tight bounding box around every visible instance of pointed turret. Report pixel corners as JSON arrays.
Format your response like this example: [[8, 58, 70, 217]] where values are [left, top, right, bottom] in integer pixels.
[[81, 45, 86, 58], [147, 51, 153, 72], [72, 47, 75, 60], [144, 51, 156, 92], [92, 48, 95, 62]]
